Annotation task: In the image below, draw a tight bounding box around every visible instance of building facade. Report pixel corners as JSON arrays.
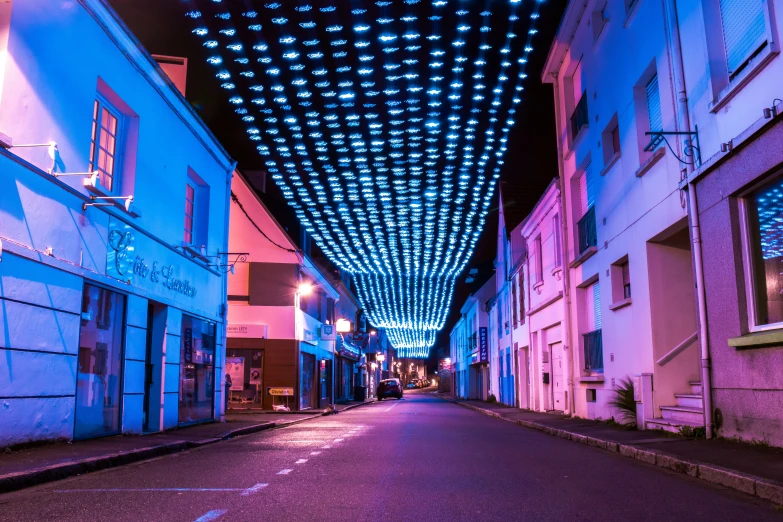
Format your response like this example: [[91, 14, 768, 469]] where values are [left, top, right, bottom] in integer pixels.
[[520, 179, 570, 414], [543, 0, 701, 429], [678, 0, 783, 445], [449, 275, 495, 401], [226, 173, 341, 412], [0, 0, 233, 446], [541, 0, 783, 445]]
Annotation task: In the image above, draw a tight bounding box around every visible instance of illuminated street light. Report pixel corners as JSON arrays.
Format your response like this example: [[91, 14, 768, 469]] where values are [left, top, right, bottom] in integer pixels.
[[335, 318, 352, 333], [298, 282, 313, 296]]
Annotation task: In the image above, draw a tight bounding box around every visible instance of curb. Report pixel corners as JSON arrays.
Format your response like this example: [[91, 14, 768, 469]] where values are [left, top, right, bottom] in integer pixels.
[[442, 397, 783, 507], [0, 400, 379, 495]]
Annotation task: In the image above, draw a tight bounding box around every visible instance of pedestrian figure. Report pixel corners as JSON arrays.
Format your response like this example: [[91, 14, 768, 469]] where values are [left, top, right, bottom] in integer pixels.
[[224, 372, 232, 412]]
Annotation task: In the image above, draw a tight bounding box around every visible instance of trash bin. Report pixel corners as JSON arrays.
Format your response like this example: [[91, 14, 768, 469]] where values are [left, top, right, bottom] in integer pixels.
[[354, 385, 367, 402]]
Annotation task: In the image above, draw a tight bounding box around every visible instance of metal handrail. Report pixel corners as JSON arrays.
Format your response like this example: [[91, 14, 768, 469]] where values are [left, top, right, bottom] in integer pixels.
[[656, 331, 698, 366]]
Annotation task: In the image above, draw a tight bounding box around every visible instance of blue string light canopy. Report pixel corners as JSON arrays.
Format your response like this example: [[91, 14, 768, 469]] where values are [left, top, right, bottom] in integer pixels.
[[184, 0, 544, 358]]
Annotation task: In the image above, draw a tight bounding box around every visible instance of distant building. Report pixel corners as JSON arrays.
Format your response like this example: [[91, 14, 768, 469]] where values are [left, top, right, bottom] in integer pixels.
[[0, 0, 233, 446]]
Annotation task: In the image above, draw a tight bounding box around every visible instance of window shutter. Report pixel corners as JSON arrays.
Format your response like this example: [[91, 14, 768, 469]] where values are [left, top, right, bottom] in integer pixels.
[[646, 75, 662, 133], [578, 171, 588, 216], [621, 263, 630, 287], [584, 282, 602, 332], [719, 0, 767, 75]]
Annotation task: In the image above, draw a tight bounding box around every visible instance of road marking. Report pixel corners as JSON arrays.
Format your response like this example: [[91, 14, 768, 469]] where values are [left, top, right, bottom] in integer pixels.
[[295, 459, 308, 464], [322, 445, 332, 449], [334, 438, 344, 442], [310, 451, 321, 455], [385, 401, 401, 412], [54, 488, 243, 493], [241, 483, 268, 496], [277, 469, 293, 475], [193, 510, 227, 522]]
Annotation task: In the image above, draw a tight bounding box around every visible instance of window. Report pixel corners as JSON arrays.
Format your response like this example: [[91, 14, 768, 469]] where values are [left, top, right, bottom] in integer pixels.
[[622, 262, 631, 299], [718, 0, 768, 77], [553, 214, 563, 268], [184, 181, 196, 244], [511, 277, 519, 328], [583, 281, 603, 371], [576, 166, 597, 254], [89, 98, 122, 193], [601, 114, 621, 172], [570, 92, 589, 140], [591, 1, 609, 42], [183, 169, 210, 249], [744, 176, 783, 327], [517, 275, 525, 324], [625, 0, 638, 15], [646, 75, 662, 134], [610, 257, 632, 305], [534, 235, 544, 283]]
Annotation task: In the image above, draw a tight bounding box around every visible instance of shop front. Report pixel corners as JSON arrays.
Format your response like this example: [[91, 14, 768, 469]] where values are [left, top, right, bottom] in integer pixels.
[[335, 336, 361, 402]]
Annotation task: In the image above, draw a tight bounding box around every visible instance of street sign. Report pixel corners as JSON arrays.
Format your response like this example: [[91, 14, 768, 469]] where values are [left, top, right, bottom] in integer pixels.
[[267, 387, 294, 396]]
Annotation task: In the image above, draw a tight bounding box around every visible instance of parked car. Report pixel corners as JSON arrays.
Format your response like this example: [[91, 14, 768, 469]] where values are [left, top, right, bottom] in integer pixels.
[[377, 378, 403, 400], [405, 381, 417, 389]]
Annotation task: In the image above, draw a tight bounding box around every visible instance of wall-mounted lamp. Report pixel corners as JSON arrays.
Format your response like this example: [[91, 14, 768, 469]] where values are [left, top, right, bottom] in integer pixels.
[[763, 99, 782, 119], [298, 282, 313, 296], [335, 318, 352, 333], [4, 141, 58, 173], [83, 195, 133, 214]]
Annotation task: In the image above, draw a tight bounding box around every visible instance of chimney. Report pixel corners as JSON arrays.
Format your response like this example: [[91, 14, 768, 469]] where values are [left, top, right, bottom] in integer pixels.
[[153, 55, 188, 96]]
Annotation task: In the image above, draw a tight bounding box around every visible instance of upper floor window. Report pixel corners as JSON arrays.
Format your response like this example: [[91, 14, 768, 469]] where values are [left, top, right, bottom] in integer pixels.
[[89, 98, 122, 193], [719, 0, 768, 78], [553, 213, 563, 268], [576, 165, 597, 255], [583, 281, 604, 371], [534, 235, 544, 284], [646, 74, 662, 134], [570, 92, 589, 141], [183, 169, 210, 249]]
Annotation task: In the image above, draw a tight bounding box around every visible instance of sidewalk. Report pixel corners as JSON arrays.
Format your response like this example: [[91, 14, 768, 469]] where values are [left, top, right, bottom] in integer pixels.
[[443, 396, 783, 506], [0, 399, 372, 494]]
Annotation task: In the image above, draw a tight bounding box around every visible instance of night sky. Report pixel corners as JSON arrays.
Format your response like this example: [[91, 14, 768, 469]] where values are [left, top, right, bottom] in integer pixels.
[[109, 0, 566, 369]]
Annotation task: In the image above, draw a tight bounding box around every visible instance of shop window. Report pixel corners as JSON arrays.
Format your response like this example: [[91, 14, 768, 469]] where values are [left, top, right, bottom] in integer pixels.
[[179, 315, 216, 424], [743, 175, 783, 328], [75, 283, 125, 440], [300, 352, 316, 410]]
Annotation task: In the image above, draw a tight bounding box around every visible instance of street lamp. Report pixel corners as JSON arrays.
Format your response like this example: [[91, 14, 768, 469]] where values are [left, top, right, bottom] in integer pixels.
[[335, 318, 352, 333], [298, 282, 313, 296]]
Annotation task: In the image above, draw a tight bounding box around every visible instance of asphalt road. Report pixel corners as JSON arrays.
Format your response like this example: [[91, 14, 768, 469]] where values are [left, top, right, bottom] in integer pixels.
[[0, 390, 780, 522]]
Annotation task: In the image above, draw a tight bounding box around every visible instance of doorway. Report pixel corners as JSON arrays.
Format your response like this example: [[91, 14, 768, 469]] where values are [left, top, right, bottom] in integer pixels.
[[550, 342, 565, 412], [143, 302, 167, 432]]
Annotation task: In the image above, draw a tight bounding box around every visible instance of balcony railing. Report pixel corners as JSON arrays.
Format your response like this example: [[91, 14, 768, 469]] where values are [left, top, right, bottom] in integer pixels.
[[577, 206, 597, 255], [583, 329, 604, 371], [570, 93, 589, 140]]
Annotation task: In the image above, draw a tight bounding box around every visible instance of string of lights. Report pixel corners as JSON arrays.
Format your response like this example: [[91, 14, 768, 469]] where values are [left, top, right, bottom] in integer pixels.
[[185, 0, 544, 357]]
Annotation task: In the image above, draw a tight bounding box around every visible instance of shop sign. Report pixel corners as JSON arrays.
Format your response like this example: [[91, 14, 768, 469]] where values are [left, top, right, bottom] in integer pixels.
[[302, 329, 318, 345], [184, 328, 193, 363], [227, 324, 268, 338], [267, 387, 294, 396], [479, 327, 489, 363], [106, 217, 199, 298]]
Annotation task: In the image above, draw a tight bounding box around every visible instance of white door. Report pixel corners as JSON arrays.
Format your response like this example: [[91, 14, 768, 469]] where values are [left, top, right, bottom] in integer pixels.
[[551, 342, 565, 411]]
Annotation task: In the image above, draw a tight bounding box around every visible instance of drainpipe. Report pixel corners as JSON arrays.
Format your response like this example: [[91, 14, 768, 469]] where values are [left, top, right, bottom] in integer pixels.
[[220, 162, 237, 421], [663, 0, 713, 438], [525, 252, 536, 411], [550, 74, 577, 417]]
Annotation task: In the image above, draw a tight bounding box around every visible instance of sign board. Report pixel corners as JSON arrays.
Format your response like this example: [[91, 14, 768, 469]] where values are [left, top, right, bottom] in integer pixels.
[[227, 323, 268, 338], [226, 357, 245, 391], [302, 329, 318, 345], [479, 327, 489, 363], [267, 387, 295, 396], [320, 324, 336, 340]]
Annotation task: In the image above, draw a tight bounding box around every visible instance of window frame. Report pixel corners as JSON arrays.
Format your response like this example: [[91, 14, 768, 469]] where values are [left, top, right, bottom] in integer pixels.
[[704, 0, 780, 111], [89, 96, 124, 194], [738, 174, 783, 332], [534, 234, 544, 284], [184, 178, 197, 246]]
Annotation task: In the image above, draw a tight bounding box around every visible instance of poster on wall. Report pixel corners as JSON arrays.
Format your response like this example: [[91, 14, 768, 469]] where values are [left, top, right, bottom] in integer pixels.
[[250, 368, 261, 385], [226, 357, 245, 391]]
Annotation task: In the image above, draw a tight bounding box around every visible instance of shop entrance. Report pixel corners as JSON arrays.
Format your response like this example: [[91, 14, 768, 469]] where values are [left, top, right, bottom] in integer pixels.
[[143, 301, 167, 432]]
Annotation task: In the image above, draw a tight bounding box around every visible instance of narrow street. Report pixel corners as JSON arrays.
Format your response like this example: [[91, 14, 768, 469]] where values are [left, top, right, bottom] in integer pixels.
[[0, 391, 778, 522]]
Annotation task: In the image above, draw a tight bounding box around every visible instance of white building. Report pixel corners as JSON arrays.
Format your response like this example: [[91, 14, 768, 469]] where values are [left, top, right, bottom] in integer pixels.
[[449, 275, 496, 400], [0, 0, 233, 445], [520, 179, 570, 414], [542, 0, 783, 444]]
